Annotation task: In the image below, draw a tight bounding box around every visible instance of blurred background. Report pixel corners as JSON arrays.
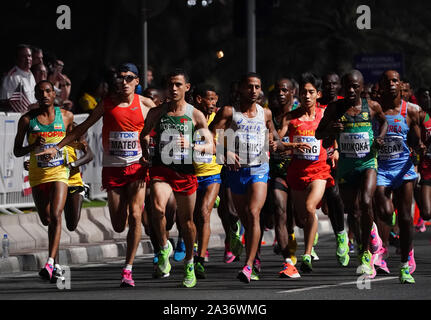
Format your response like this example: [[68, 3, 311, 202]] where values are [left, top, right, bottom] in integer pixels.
[[1, 0, 430, 107]]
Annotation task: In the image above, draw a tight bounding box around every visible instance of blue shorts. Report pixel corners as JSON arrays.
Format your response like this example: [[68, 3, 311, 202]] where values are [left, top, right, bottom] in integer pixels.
[[197, 174, 221, 192], [377, 162, 418, 189], [226, 163, 269, 195]]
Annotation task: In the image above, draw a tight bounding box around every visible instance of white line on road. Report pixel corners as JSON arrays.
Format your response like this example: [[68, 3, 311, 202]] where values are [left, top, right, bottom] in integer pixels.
[[277, 276, 398, 294]]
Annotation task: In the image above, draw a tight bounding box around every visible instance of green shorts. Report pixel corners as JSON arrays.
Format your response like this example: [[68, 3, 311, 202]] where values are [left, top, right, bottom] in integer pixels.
[[337, 155, 377, 185]]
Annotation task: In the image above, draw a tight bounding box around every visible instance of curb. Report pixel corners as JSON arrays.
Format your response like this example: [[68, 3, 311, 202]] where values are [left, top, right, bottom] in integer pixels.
[[0, 209, 333, 274]]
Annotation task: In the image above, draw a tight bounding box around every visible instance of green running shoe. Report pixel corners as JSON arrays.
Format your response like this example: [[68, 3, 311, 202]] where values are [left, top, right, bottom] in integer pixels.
[[313, 232, 319, 246], [157, 240, 173, 277], [336, 231, 350, 267], [213, 195, 220, 208], [300, 254, 312, 273], [183, 263, 197, 288], [194, 261, 206, 279], [399, 264, 415, 284], [311, 247, 319, 261], [356, 250, 376, 278], [229, 220, 243, 257], [250, 267, 260, 281]]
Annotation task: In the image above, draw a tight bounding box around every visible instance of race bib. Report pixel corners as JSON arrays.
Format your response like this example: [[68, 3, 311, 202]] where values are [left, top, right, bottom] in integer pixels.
[[379, 136, 403, 160], [109, 131, 140, 157], [160, 133, 190, 161], [36, 144, 64, 168], [339, 132, 370, 158], [236, 132, 263, 160], [293, 136, 320, 161]]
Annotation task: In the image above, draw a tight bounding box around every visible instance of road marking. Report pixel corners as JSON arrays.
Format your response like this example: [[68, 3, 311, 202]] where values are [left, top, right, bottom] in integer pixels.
[[277, 276, 399, 294]]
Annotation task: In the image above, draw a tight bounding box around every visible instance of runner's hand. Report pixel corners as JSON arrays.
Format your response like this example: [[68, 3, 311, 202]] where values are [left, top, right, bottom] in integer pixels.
[[35, 147, 57, 161], [226, 151, 241, 171], [330, 120, 344, 134], [374, 137, 384, 150], [294, 142, 311, 153]]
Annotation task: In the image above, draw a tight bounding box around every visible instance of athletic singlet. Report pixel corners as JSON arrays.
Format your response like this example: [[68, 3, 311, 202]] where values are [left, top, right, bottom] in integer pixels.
[[378, 100, 411, 164], [102, 94, 145, 167], [193, 112, 222, 177], [229, 104, 268, 167], [27, 107, 69, 187], [336, 98, 377, 179], [288, 106, 327, 164], [66, 144, 84, 187], [269, 104, 299, 178], [153, 103, 195, 174], [420, 111, 431, 175]]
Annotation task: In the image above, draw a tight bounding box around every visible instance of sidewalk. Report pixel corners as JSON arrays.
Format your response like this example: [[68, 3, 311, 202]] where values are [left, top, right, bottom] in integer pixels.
[[0, 206, 333, 274]]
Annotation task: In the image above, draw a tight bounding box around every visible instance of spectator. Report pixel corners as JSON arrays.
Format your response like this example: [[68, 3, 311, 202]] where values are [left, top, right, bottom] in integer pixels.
[[142, 86, 165, 106], [78, 73, 108, 113], [47, 59, 73, 110], [31, 63, 48, 83], [0, 44, 37, 112], [31, 46, 44, 66]]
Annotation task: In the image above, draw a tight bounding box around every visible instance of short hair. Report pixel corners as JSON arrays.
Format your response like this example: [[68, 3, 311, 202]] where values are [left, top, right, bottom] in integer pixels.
[[275, 77, 294, 89], [299, 72, 322, 91], [15, 44, 32, 58], [166, 68, 190, 84], [35, 80, 54, 91], [342, 70, 364, 87], [240, 72, 262, 85], [193, 83, 216, 99]]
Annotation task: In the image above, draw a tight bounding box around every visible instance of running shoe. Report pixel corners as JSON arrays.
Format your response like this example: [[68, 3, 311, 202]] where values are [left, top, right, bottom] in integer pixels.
[[213, 195, 220, 208], [408, 249, 416, 274], [120, 269, 135, 288], [385, 212, 396, 227], [223, 243, 236, 264], [300, 254, 312, 273], [279, 261, 301, 278], [370, 223, 383, 254], [153, 252, 159, 264], [311, 247, 319, 261], [415, 218, 426, 233], [50, 266, 65, 284], [313, 232, 319, 246], [373, 247, 390, 274], [229, 220, 243, 257], [253, 255, 262, 273], [336, 231, 350, 267], [389, 231, 400, 250], [250, 267, 260, 281], [237, 265, 252, 283], [157, 240, 173, 277], [288, 233, 298, 265], [194, 261, 206, 279], [399, 263, 415, 284], [183, 263, 197, 288], [204, 250, 210, 263], [39, 263, 54, 281], [356, 250, 376, 279], [173, 239, 186, 262]]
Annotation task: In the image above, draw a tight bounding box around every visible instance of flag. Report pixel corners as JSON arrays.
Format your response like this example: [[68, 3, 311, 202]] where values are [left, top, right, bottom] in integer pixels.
[[9, 83, 31, 113], [22, 169, 32, 196]]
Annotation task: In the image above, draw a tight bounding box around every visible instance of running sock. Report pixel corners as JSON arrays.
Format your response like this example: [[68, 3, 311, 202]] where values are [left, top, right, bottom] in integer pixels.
[[185, 259, 193, 265], [162, 242, 170, 250], [285, 258, 293, 264], [47, 257, 54, 266], [125, 264, 133, 271]]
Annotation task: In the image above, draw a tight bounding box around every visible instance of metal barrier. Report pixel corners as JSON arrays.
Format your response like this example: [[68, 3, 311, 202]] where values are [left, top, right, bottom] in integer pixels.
[[0, 112, 106, 214]]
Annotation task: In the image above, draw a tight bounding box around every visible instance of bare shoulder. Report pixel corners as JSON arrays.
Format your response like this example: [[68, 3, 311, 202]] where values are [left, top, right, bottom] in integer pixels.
[[264, 107, 273, 119], [219, 105, 234, 118], [61, 108, 74, 122], [139, 95, 156, 109]]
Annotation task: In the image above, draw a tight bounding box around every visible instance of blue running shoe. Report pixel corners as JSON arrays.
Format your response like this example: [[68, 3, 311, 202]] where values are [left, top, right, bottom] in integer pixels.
[[174, 239, 186, 262]]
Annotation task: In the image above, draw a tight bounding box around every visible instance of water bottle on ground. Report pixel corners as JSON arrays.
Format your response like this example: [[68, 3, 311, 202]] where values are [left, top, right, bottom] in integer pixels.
[[2, 234, 9, 259]]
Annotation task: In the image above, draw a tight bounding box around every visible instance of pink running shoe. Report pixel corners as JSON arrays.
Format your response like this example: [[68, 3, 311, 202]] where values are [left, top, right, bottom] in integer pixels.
[[120, 269, 135, 287], [370, 223, 383, 254], [408, 249, 416, 274], [224, 244, 236, 264], [237, 265, 252, 283], [378, 259, 390, 274], [415, 218, 426, 233], [253, 256, 262, 273], [205, 250, 210, 263], [39, 263, 54, 281]]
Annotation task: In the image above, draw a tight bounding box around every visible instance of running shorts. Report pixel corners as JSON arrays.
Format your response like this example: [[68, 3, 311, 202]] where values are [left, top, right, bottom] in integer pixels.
[[197, 174, 221, 192], [377, 163, 418, 189], [150, 165, 198, 195], [225, 163, 269, 195], [102, 163, 147, 191]]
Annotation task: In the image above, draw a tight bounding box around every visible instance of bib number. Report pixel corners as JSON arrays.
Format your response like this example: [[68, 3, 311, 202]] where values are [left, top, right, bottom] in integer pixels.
[[339, 132, 370, 158], [293, 136, 320, 160]]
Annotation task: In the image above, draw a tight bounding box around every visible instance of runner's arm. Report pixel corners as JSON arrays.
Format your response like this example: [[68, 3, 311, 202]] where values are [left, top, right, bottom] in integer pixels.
[[193, 108, 215, 154], [368, 100, 388, 146], [407, 105, 425, 154], [13, 115, 42, 157]]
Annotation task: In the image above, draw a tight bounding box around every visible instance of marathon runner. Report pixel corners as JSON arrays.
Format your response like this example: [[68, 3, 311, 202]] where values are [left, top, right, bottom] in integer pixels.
[[36, 63, 155, 287]]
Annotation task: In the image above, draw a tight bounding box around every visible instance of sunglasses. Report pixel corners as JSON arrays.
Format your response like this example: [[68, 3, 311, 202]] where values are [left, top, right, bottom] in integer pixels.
[[116, 75, 138, 83]]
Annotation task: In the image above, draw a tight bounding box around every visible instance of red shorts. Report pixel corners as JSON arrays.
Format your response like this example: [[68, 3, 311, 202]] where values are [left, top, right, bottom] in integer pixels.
[[102, 163, 147, 191], [287, 160, 335, 191], [149, 165, 198, 195], [420, 158, 431, 181]]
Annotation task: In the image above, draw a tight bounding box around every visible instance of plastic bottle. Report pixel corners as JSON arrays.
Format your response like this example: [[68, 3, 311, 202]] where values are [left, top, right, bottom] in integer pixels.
[[2, 234, 9, 259]]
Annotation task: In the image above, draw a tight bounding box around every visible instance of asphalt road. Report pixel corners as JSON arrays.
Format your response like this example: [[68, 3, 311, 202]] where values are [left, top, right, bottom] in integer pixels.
[[0, 228, 430, 317]]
